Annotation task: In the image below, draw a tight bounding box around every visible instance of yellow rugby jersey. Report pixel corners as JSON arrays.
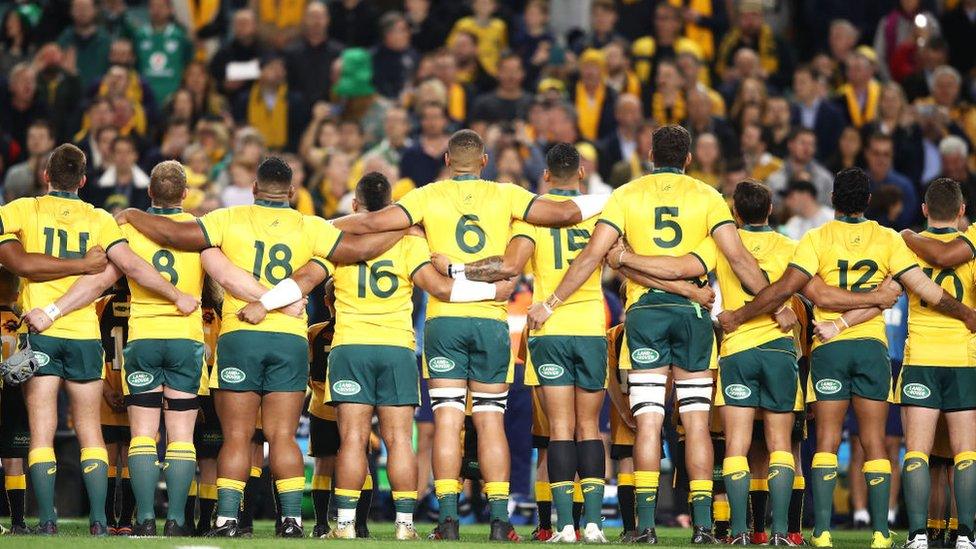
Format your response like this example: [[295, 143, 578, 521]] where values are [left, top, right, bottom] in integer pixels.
[[695, 226, 798, 356], [307, 321, 336, 421], [598, 169, 734, 308], [325, 235, 430, 349], [396, 176, 537, 322], [904, 227, 976, 367], [789, 217, 918, 348], [511, 189, 604, 337], [197, 200, 342, 337], [198, 307, 221, 396], [0, 191, 126, 339], [96, 293, 129, 426], [121, 208, 204, 342]]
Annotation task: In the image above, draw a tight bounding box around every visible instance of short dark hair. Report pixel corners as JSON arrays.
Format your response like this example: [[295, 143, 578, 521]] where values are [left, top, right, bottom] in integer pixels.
[[28, 119, 54, 139], [47, 143, 87, 191], [783, 179, 817, 199], [867, 132, 893, 149], [256, 156, 293, 190], [650, 125, 691, 169], [149, 160, 187, 207], [448, 129, 485, 158], [733, 180, 771, 225], [831, 167, 872, 215], [355, 172, 392, 212], [546, 142, 580, 180], [924, 177, 964, 222], [112, 134, 138, 152], [787, 126, 816, 143]]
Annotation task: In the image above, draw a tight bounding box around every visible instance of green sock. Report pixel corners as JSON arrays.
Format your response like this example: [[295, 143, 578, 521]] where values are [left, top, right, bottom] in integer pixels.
[[27, 448, 58, 524], [581, 479, 605, 526], [690, 479, 713, 529], [163, 443, 196, 525], [723, 457, 750, 536], [215, 478, 245, 520], [768, 452, 796, 535], [901, 452, 930, 536], [811, 453, 837, 536], [485, 481, 510, 523], [334, 488, 360, 527], [434, 479, 459, 523], [275, 477, 304, 518], [551, 481, 575, 529], [392, 491, 417, 515], [635, 471, 659, 530], [127, 437, 160, 522], [80, 447, 109, 525], [954, 452, 976, 538], [863, 459, 891, 536]]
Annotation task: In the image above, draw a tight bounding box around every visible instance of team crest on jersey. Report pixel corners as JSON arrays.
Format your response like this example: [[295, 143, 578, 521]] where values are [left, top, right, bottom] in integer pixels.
[[537, 364, 565, 380], [32, 351, 50, 367], [332, 380, 361, 396], [724, 384, 751, 400], [631, 348, 659, 364], [428, 357, 455, 373], [902, 383, 931, 400], [220, 367, 246, 384], [815, 378, 842, 395], [126, 371, 154, 387]]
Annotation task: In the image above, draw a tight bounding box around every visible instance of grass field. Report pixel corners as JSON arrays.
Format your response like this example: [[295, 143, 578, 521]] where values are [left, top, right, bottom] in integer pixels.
[[0, 520, 895, 548]]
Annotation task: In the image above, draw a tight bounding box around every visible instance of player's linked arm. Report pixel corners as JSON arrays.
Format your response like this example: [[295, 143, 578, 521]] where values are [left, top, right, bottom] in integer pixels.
[[711, 223, 768, 295], [200, 248, 276, 301], [617, 267, 715, 309], [813, 307, 885, 343], [434, 236, 535, 282], [329, 230, 408, 264], [901, 229, 974, 269], [107, 243, 199, 314], [331, 206, 412, 234], [116, 208, 209, 251], [718, 267, 811, 333], [608, 247, 706, 280], [801, 275, 902, 312], [606, 363, 636, 429], [0, 240, 108, 282], [412, 264, 515, 302], [900, 266, 976, 331], [523, 194, 610, 227]]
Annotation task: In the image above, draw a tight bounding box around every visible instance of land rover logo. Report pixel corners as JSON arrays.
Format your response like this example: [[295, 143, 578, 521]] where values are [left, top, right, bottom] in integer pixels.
[[332, 380, 361, 396], [428, 357, 455, 373], [220, 367, 246, 383], [32, 351, 50, 367], [815, 378, 842, 395], [126, 371, 154, 387], [537, 364, 565, 380], [724, 384, 751, 400], [903, 383, 931, 400], [631, 348, 660, 364]]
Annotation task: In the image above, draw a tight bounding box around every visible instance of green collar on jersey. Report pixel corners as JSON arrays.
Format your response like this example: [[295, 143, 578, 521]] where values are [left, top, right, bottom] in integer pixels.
[[548, 188, 581, 197], [452, 174, 479, 181], [48, 190, 80, 200], [148, 207, 182, 214], [652, 167, 683, 175], [254, 199, 290, 208], [837, 215, 867, 224], [741, 224, 773, 232], [925, 226, 958, 234]]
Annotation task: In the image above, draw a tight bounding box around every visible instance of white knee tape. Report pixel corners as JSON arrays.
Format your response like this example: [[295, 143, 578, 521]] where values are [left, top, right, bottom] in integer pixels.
[[628, 373, 668, 417], [430, 387, 467, 412], [675, 378, 713, 413], [471, 391, 508, 414]]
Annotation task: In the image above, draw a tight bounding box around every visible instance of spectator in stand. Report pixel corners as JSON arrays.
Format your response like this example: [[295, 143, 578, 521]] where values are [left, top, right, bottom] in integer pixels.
[[864, 132, 918, 229], [74, 97, 116, 163], [873, 0, 940, 81], [57, 0, 111, 87], [253, 0, 306, 50], [88, 125, 118, 181], [430, 48, 471, 124], [607, 120, 653, 188], [763, 96, 793, 159], [448, 0, 507, 77], [33, 43, 83, 143], [940, 0, 976, 78], [85, 135, 151, 210], [901, 36, 948, 102], [603, 40, 640, 98], [284, 2, 343, 109], [716, 0, 791, 89], [100, 38, 158, 119], [2, 119, 54, 201], [684, 87, 736, 157], [399, 102, 449, 188], [328, 0, 380, 48], [790, 65, 845, 162], [569, 0, 624, 55], [141, 118, 192, 168], [631, 2, 704, 89], [570, 48, 617, 142], [677, 51, 726, 116], [780, 180, 835, 241], [740, 123, 782, 183], [836, 46, 883, 129], [687, 132, 723, 189], [365, 106, 412, 168], [449, 30, 496, 96], [232, 53, 304, 151], [470, 54, 532, 125], [576, 141, 611, 194], [596, 93, 641, 181], [647, 59, 684, 127], [825, 125, 864, 174], [209, 8, 264, 96], [180, 61, 229, 122], [0, 8, 35, 76], [512, 0, 555, 90], [372, 12, 419, 101], [0, 63, 47, 156], [313, 150, 353, 217], [766, 127, 834, 205], [938, 135, 976, 220], [676, 0, 728, 63], [134, 0, 193, 103], [333, 48, 390, 147], [821, 19, 861, 88], [405, 0, 454, 54], [923, 65, 976, 146]]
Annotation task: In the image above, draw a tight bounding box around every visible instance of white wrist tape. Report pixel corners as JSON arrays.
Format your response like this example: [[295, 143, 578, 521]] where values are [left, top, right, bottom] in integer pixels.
[[571, 194, 611, 220], [43, 303, 61, 321], [449, 279, 496, 302], [259, 278, 303, 310], [449, 264, 466, 280]]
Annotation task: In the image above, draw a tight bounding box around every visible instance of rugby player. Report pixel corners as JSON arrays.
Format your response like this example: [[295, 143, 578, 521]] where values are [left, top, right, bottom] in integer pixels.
[[325, 130, 608, 541], [114, 157, 418, 537], [716, 168, 976, 549], [10, 144, 199, 536], [306, 283, 337, 539], [193, 278, 223, 535], [525, 125, 769, 544]]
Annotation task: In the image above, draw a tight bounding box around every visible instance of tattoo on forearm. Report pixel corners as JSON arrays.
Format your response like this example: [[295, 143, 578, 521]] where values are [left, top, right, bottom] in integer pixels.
[[933, 293, 971, 322], [465, 256, 508, 282]]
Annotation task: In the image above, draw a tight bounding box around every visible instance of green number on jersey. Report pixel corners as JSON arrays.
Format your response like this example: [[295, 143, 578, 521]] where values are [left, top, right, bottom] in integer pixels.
[[455, 215, 486, 253], [652, 207, 682, 248], [837, 259, 879, 292], [357, 259, 399, 298], [549, 228, 591, 269], [42, 227, 90, 259], [151, 249, 179, 284], [251, 241, 293, 284], [921, 267, 963, 307]]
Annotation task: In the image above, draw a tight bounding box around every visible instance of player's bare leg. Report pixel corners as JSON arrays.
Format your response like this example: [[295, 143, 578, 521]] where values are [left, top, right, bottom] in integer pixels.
[[852, 397, 893, 540], [575, 386, 607, 541], [763, 410, 797, 541], [721, 404, 756, 541], [885, 433, 902, 526], [261, 391, 306, 536], [64, 380, 110, 533], [902, 405, 939, 545], [428, 378, 466, 539], [210, 390, 260, 534], [811, 399, 849, 541], [850, 434, 868, 527], [332, 403, 373, 539], [24, 375, 61, 531], [673, 368, 716, 542], [378, 405, 420, 539], [945, 409, 976, 545], [416, 420, 434, 499], [160, 387, 198, 534], [629, 367, 667, 542], [469, 379, 516, 540]]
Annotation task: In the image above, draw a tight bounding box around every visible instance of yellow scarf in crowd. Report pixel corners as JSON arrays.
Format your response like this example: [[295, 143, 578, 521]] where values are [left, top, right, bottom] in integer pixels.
[[575, 81, 606, 141], [448, 83, 466, 122], [247, 84, 289, 149], [258, 0, 305, 28], [651, 92, 686, 125], [668, 0, 715, 60], [189, 0, 220, 30], [97, 70, 143, 106], [842, 79, 880, 128]]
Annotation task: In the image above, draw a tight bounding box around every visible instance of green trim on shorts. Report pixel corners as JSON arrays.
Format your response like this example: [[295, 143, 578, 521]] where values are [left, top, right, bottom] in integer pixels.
[[326, 344, 419, 406]]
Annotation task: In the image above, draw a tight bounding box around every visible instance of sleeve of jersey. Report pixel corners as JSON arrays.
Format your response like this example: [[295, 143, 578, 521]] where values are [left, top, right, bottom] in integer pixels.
[[595, 191, 625, 235], [960, 224, 976, 256], [888, 232, 919, 280], [706, 192, 735, 234], [395, 185, 427, 225], [309, 256, 334, 277], [510, 219, 535, 243], [197, 208, 229, 248], [308, 216, 344, 261], [690, 238, 719, 274], [406, 235, 433, 278], [0, 200, 26, 235], [787, 232, 819, 280], [507, 185, 539, 221], [97, 210, 127, 252]]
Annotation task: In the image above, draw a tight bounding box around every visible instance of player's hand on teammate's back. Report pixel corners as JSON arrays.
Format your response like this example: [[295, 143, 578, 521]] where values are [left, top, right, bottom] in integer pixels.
[[114, 208, 136, 225], [773, 306, 798, 333], [526, 302, 552, 330], [689, 284, 715, 309], [716, 310, 740, 334], [281, 297, 308, 318], [431, 253, 450, 276], [493, 277, 517, 301], [237, 301, 269, 324], [605, 238, 629, 269], [813, 319, 842, 343], [83, 245, 108, 274], [872, 276, 902, 309], [23, 308, 53, 333], [103, 387, 125, 413], [175, 292, 201, 315]]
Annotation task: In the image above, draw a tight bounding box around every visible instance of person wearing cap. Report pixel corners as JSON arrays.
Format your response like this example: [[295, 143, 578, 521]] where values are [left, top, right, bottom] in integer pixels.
[[781, 180, 835, 240], [570, 48, 617, 142], [835, 47, 882, 129], [716, 0, 791, 89], [232, 52, 304, 151], [631, 3, 704, 87]]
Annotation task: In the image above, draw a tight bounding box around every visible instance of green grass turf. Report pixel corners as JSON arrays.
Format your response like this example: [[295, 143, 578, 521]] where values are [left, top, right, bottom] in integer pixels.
[[0, 520, 894, 548]]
